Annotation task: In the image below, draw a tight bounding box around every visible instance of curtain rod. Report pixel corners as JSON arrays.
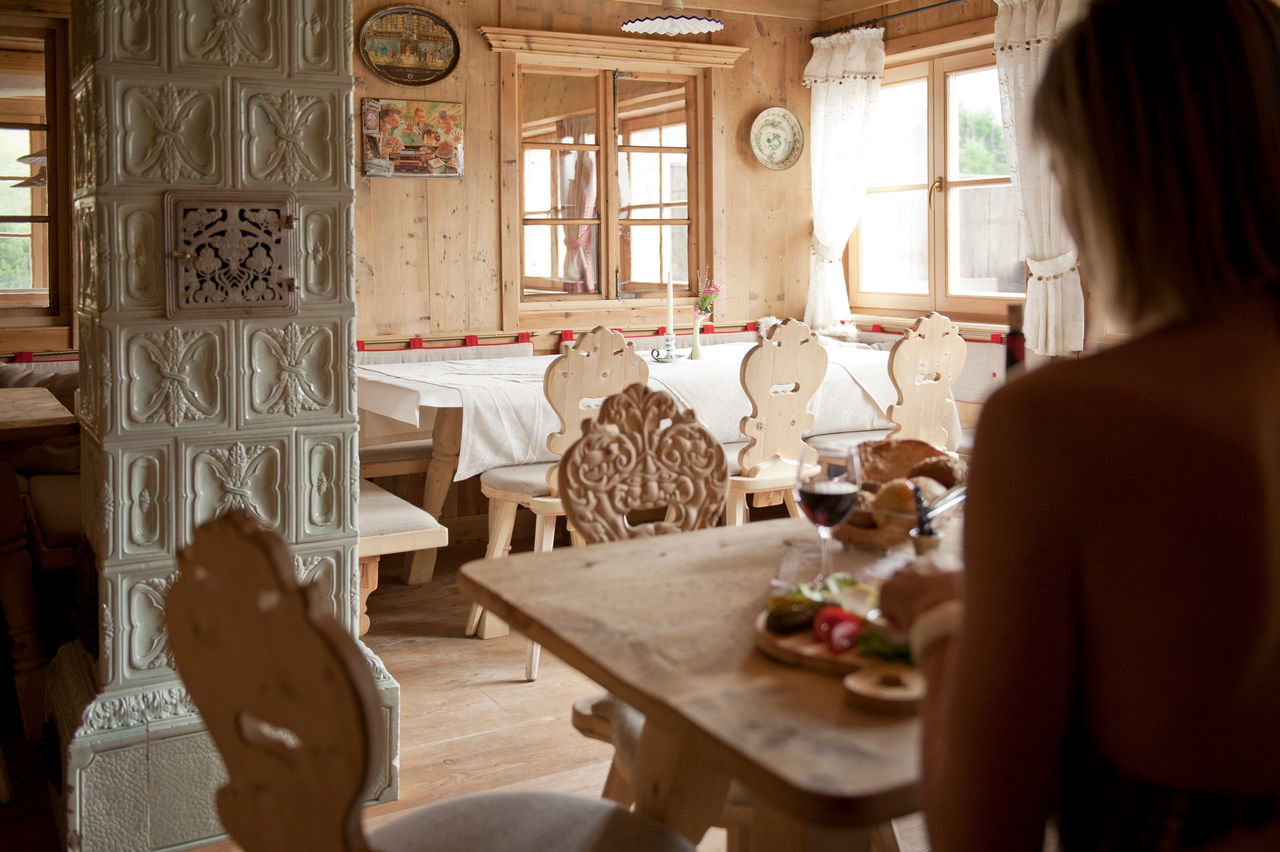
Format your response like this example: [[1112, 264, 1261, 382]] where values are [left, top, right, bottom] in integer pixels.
[[810, 0, 972, 40]]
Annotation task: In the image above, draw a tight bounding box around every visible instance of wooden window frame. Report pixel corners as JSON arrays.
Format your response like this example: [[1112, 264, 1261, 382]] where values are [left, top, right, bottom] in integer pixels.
[[848, 44, 1022, 324], [482, 27, 745, 331], [0, 11, 72, 352]]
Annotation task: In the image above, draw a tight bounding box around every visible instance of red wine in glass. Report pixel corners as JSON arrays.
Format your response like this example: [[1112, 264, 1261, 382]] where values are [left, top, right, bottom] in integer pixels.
[[797, 480, 859, 528]]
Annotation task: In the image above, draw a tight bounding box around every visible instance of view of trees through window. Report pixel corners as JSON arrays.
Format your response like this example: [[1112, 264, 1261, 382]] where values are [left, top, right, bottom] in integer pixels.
[[957, 105, 1008, 177], [0, 127, 38, 291], [853, 56, 1022, 319]]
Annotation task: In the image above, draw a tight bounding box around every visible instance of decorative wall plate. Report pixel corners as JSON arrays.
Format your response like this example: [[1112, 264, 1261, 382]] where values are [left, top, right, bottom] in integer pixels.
[[750, 107, 803, 171], [359, 6, 460, 86]]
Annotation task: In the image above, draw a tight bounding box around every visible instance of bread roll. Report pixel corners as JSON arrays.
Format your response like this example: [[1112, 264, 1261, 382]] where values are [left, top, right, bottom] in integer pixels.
[[908, 454, 968, 489]]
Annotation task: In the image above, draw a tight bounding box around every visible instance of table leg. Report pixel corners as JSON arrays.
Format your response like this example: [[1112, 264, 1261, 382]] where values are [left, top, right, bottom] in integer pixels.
[[402, 407, 462, 585], [751, 800, 873, 852], [631, 719, 732, 845], [358, 555, 379, 636]]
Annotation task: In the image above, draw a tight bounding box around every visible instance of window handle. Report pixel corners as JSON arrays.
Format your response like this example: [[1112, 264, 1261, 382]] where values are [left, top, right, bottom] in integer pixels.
[[928, 176, 945, 210]]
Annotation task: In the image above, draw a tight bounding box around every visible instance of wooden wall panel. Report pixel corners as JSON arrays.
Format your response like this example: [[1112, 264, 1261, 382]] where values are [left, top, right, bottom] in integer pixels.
[[353, 0, 992, 342], [354, 0, 502, 340]]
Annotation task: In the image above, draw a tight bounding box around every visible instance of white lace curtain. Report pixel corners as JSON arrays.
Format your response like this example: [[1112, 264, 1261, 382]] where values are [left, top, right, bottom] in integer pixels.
[[802, 28, 885, 331], [995, 0, 1086, 355]]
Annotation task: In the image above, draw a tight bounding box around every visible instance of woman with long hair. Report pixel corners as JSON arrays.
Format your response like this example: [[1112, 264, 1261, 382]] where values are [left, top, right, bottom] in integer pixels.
[[881, 1, 1280, 848]]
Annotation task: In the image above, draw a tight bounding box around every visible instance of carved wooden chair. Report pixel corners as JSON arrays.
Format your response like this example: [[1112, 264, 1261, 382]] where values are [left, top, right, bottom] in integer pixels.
[[166, 510, 694, 852], [554, 385, 749, 845], [557, 383, 727, 542], [725, 318, 828, 525], [886, 312, 966, 451], [471, 327, 648, 680]]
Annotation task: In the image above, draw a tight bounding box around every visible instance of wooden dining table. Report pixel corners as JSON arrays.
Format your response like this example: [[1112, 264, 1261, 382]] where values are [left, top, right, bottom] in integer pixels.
[[359, 339, 943, 584], [458, 517, 943, 851]]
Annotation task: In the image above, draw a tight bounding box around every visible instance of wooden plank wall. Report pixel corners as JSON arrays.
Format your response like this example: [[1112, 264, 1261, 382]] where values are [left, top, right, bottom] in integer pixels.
[[354, 0, 815, 340], [354, 0, 503, 339], [353, 0, 998, 342]]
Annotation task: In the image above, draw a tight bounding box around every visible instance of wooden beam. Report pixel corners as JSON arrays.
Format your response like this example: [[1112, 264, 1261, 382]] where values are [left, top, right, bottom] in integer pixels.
[[886, 15, 995, 58], [480, 27, 749, 71], [0, 325, 72, 355], [0, 49, 43, 75], [818, 0, 899, 20]]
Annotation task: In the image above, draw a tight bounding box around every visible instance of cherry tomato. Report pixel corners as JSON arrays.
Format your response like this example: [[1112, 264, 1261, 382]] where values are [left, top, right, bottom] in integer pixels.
[[827, 618, 865, 654], [812, 605, 858, 645]]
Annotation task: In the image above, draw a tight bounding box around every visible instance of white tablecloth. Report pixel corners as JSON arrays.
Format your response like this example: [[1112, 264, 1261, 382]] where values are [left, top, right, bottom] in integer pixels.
[[357, 340, 949, 481]]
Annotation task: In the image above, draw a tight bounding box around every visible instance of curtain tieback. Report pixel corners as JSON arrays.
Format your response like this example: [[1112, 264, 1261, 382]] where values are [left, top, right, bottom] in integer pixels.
[[812, 240, 843, 265], [1027, 250, 1078, 281]]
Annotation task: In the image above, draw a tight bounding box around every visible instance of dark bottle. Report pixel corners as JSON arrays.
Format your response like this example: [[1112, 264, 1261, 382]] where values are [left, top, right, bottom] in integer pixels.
[[1005, 302, 1026, 380]]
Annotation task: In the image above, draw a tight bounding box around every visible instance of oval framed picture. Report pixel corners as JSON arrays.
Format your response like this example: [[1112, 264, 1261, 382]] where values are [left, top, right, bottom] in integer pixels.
[[750, 107, 804, 171], [359, 6, 460, 87]]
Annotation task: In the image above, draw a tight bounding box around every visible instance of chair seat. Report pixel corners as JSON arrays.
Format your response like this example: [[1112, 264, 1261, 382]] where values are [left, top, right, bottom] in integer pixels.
[[367, 790, 695, 852], [480, 462, 554, 497]]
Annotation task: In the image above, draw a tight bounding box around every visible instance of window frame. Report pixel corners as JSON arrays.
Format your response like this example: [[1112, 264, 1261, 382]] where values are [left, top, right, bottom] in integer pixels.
[[848, 46, 1023, 323], [0, 12, 72, 348], [484, 27, 745, 331]]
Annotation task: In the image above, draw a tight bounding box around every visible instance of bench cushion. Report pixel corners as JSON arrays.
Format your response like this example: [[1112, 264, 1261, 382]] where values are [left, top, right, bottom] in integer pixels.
[[357, 341, 534, 365], [360, 439, 433, 465], [358, 480, 447, 558]]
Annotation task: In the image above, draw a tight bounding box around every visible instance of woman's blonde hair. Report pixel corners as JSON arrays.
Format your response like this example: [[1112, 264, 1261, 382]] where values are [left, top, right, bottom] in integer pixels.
[[1034, 0, 1280, 324]]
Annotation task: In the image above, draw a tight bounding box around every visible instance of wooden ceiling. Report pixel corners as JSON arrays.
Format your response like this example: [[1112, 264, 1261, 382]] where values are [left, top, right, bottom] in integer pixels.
[[627, 1, 899, 23]]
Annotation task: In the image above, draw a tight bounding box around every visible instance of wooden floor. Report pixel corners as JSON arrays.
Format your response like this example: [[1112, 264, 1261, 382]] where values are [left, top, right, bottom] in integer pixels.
[[0, 524, 939, 851], [200, 534, 730, 851]]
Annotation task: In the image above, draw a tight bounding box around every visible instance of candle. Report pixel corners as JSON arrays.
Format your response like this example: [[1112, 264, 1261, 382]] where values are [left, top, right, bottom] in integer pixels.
[[666, 278, 675, 334]]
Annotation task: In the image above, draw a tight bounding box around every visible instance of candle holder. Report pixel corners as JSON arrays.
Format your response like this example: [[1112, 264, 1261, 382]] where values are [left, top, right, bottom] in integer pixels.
[[650, 330, 682, 362]]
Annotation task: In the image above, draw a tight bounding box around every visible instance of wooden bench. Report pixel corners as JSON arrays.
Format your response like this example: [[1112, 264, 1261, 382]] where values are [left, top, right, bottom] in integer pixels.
[[356, 479, 447, 635]]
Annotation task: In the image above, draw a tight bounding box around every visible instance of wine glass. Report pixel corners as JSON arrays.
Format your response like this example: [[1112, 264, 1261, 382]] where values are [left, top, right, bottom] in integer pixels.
[[794, 441, 861, 583]]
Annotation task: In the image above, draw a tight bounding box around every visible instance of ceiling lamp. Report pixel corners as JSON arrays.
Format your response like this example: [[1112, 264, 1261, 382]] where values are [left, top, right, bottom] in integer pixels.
[[13, 167, 46, 188], [621, 0, 723, 36], [17, 149, 47, 166]]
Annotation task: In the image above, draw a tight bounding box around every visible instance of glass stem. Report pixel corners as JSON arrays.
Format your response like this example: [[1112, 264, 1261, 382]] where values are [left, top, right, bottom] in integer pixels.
[[818, 525, 832, 582]]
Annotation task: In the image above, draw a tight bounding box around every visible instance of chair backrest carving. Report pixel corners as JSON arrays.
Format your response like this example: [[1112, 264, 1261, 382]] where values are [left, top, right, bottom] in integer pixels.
[[559, 384, 727, 543], [887, 312, 966, 449], [737, 318, 828, 477], [167, 511, 377, 852], [544, 327, 649, 493]]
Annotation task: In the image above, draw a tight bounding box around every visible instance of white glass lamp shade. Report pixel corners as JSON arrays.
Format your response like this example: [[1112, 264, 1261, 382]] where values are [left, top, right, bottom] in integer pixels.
[[622, 1, 723, 36]]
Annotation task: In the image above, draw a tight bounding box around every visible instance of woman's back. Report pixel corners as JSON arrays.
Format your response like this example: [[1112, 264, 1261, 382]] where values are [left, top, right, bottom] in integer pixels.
[[973, 292, 1280, 793]]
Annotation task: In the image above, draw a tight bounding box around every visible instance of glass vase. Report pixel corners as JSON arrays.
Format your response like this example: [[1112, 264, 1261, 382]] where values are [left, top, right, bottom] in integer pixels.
[[690, 313, 708, 360]]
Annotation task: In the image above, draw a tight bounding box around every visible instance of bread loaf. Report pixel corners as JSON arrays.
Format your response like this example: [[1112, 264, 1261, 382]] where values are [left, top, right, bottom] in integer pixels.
[[857, 439, 947, 484]]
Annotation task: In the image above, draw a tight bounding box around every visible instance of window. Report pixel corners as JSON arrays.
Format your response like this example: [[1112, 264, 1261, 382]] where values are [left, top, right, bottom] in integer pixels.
[[0, 12, 70, 337], [0, 124, 49, 306], [484, 27, 744, 326], [519, 70, 695, 301], [850, 49, 1022, 321]]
